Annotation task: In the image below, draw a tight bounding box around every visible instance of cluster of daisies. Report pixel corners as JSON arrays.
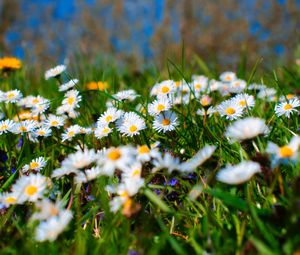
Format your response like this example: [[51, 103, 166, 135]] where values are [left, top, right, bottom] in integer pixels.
[[1, 64, 300, 242]]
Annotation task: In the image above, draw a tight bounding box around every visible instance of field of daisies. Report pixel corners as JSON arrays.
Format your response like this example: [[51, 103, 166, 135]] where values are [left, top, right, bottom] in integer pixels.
[[0, 56, 300, 254]]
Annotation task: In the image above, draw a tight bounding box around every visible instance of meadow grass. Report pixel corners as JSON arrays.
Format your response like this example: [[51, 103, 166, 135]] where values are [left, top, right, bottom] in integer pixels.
[[0, 55, 300, 255]]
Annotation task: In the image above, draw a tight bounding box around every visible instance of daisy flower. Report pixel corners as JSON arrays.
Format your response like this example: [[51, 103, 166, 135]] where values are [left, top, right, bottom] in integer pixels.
[[97, 146, 136, 176], [61, 125, 81, 142], [266, 136, 300, 167], [152, 152, 181, 173], [62, 89, 82, 110], [275, 98, 300, 118], [196, 106, 216, 117], [148, 96, 172, 116], [136, 144, 160, 162], [279, 94, 296, 102], [225, 117, 269, 143], [45, 65, 66, 80], [12, 120, 38, 134], [216, 161, 261, 185], [32, 100, 50, 115], [257, 88, 277, 101], [153, 111, 178, 133], [122, 162, 143, 179], [219, 71, 237, 83], [44, 114, 65, 128], [156, 80, 176, 97], [217, 99, 244, 120], [108, 179, 144, 213], [52, 149, 97, 178], [59, 79, 79, 92], [4, 90, 23, 103], [12, 174, 48, 203], [94, 125, 112, 139], [0, 119, 15, 135], [179, 145, 216, 173], [22, 157, 48, 173], [199, 95, 212, 107], [31, 199, 64, 220], [232, 93, 255, 109], [208, 79, 222, 92], [229, 79, 247, 93], [191, 77, 208, 94], [248, 83, 267, 91], [97, 107, 122, 126], [0, 192, 19, 207], [35, 210, 72, 242], [113, 89, 138, 101], [34, 126, 52, 137], [74, 166, 102, 184], [117, 112, 146, 137]]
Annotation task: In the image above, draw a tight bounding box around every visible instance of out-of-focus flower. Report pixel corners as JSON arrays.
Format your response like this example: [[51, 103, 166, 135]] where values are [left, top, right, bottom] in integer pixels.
[[225, 117, 269, 143], [59, 79, 79, 92], [45, 65, 66, 80], [35, 210, 72, 242], [216, 161, 261, 184], [0, 57, 22, 70], [12, 174, 49, 203], [180, 145, 216, 172], [86, 81, 109, 91], [219, 71, 237, 82]]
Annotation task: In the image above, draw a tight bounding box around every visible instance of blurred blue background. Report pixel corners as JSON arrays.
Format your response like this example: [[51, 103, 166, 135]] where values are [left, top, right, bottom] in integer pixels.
[[1, 0, 300, 69]]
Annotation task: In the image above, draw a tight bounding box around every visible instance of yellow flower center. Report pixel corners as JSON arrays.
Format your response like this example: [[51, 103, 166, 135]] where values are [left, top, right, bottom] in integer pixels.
[[284, 104, 292, 110], [201, 98, 210, 106], [5, 197, 16, 204], [233, 82, 240, 87], [162, 118, 170, 126], [157, 104, 165, 111], [239, 100, 246, 107], [25, 185, 38, 196], [132, 169, 140, 176], [32, 98, 40, 104], [138, 145, 150, 154], [161, 86, 170, 94], [19, 126, 27, 132], [51, 120, 58, 126], [50, 206, 59, 216], [38, 130, 46, 136], [226, 107, 236, 115], [0, 124, 8, 131], [67, 97, 75, 105], [7, 93, 15, 99], [129, 125, 137, 133], [175, 81, 181, 87], [225, 75, 231, 81], [29, 162, 39, 169], [195, 83, 201, 90], [108, 149, 121, 161], [286, 94, 294, 100], [279, 146, 293, 158], [105, 115, 113, 122], [67, 131, 75, 137], [102, 127, 110, 134]]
